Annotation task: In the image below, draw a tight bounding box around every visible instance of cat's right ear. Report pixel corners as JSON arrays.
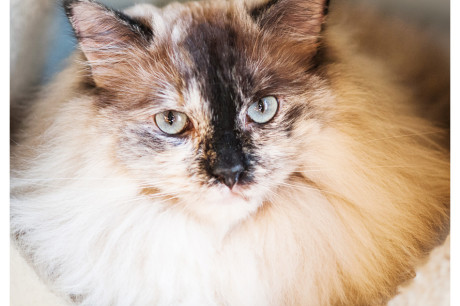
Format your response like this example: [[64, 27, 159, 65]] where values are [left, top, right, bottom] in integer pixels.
[[248, 0, 329, 47], [63, 0, 153, 88]]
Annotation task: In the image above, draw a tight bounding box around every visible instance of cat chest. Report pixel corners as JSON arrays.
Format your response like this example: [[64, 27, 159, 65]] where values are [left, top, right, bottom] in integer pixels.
[[78, 215, 277, 306]]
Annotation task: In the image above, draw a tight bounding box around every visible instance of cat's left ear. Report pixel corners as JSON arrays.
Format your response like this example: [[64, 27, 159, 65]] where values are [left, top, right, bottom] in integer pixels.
[[249, 0, 329, 45], [63, 0, 153, 87]]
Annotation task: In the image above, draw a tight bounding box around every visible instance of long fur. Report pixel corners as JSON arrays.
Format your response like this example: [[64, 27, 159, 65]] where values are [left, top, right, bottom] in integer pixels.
[[11, 0, 449, 305]]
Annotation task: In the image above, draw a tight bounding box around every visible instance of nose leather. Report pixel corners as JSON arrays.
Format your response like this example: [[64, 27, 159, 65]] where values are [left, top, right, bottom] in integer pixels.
[[212, 156, 244, 189], [210, 132, 245, 189]]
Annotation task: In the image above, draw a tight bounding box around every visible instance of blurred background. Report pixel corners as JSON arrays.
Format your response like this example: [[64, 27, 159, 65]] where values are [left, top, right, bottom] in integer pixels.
[[10, 0, 449, 106]]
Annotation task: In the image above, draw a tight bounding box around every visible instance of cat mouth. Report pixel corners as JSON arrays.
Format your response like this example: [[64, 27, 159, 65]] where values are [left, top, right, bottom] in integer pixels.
[[219, 184, 251, 201]]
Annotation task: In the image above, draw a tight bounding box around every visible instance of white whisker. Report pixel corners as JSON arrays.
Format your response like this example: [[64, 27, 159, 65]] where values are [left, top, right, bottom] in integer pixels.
[[364, 131, 442, 143]]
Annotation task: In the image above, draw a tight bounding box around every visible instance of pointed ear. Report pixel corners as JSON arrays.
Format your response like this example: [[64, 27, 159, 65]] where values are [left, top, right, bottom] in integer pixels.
[[249, 0, 329, 45], [63, 0, 153, 87]]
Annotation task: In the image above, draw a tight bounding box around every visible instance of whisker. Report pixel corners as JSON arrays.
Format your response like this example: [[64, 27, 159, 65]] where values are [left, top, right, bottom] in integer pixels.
[[12, 177, 147, 182], [277, 181, 342, 197], [289, 164, 430, 173], [363, 131, 442, 143]]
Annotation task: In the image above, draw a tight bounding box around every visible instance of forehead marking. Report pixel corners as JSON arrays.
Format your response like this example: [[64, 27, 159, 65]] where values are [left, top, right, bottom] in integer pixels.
[[182, 21, 244, 135]]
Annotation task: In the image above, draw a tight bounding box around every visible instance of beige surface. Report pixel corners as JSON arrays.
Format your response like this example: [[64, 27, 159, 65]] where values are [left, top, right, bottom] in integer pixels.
[[10, 242, 69, 306], [389, 236, 450, 306], [11, 237, 450, 306]]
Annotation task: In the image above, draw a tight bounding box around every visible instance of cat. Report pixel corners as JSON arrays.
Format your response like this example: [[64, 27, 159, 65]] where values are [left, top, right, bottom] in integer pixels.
[[10, 0, 450, 305]]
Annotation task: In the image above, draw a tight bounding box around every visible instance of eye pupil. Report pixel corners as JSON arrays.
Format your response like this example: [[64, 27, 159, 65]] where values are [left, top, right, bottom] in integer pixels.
[[258, 100, 265, 113], [166, 111, 175, 125]]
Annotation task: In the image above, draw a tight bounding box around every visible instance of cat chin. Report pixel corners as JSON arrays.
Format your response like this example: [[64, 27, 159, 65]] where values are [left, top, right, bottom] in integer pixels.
[[177, 184, 264, 232]]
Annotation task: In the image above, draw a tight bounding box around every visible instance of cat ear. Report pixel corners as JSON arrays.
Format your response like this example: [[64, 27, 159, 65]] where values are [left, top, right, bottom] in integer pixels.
[[249, 0, 329, 45], [63, 0, 153, 87]]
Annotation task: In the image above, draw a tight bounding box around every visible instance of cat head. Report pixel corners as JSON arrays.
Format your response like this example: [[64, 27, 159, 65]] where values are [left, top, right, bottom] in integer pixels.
[[64, 0, 332, 224]]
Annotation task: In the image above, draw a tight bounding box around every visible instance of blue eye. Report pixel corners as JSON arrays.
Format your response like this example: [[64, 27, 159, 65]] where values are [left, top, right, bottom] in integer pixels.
[[247, 96, 279, 123], [154, 110, 189, 135]]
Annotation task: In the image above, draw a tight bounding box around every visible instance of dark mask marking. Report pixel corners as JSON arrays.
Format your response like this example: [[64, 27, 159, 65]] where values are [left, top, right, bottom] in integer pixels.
[[183, 22, 240, 132], [282, 104, 313, 134], [124, 125, 185, 154], [112, 10, 154, 41], [249, 0, 279, 21], [183, 21, 257, 185]]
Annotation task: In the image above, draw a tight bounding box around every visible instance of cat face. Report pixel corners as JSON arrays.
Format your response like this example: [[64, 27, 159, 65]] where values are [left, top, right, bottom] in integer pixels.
[[65, 0, 330, 220]]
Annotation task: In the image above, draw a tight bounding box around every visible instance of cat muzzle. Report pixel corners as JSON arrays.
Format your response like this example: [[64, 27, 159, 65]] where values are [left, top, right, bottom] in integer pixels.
[[209, 131, 247, 189], [212, 161, 244, 189]]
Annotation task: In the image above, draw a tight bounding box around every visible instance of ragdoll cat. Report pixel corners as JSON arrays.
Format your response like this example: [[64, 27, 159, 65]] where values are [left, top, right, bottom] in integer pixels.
[[11, 0, 450, 305]]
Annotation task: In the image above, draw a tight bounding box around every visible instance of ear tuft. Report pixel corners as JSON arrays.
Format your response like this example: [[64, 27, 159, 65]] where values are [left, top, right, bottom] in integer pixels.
[[249, 0, 329, 44], [63, 0, 153, 87], [249, 0, 279, 20], [64, 0, 153, 46]]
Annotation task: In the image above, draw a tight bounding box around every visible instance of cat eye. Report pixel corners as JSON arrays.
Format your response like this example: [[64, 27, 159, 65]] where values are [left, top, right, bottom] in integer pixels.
[[247, 96, 278, 123], [154, 110, 189, 135]]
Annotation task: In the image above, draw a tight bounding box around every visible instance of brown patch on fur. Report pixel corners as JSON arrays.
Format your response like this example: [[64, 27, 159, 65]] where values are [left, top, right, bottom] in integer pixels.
[[250, 0, 328, 46], [65, 0, 153, 89], [139, 187, 162, 197], [92, 43, 186, 111]]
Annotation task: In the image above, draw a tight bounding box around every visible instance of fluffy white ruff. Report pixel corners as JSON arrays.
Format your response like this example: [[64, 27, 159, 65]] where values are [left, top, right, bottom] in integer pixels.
[[11, 153, 335, 305]]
